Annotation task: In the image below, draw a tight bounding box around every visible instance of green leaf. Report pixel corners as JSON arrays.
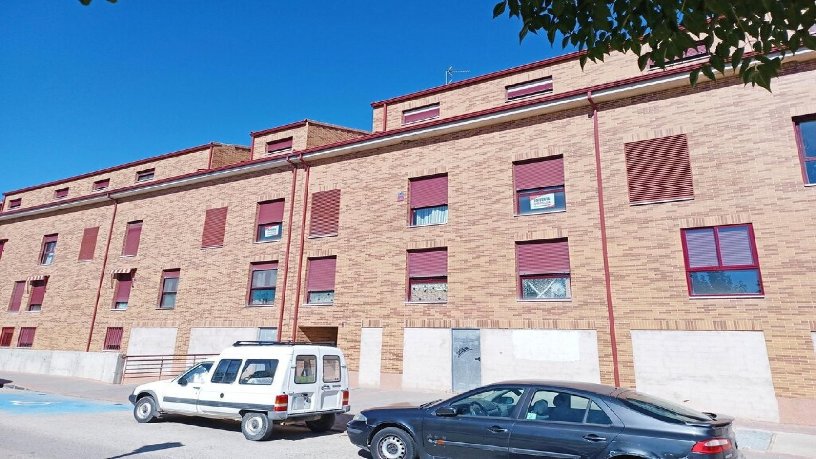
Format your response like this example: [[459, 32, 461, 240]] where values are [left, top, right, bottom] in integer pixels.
[[637, 53, 652, 71], [690, 69, 701, 87], [702, 64, 716, 81], [493, 1, 506, 18], [731, 48, 744, 71]]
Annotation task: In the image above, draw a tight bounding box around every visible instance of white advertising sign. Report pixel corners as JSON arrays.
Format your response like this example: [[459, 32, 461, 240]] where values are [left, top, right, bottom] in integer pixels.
[[529, 193, 555, 209], [265, 226, 280, 237]]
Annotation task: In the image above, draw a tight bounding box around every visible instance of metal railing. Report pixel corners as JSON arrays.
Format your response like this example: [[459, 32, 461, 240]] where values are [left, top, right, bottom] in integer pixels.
[[121, 353, 216, 383]]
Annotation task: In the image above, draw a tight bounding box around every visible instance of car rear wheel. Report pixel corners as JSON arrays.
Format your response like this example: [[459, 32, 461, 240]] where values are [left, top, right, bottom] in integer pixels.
[[133, 395, 158, 423], [241, 412, 273, 441], [305, 413, 335, 432], [372, 427, 415, 459]]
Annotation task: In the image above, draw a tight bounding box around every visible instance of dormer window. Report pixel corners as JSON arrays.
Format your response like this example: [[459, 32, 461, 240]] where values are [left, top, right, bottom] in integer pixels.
[[54, 188, 69, 200], [402, 104, 440, 125], [8, 198, 21, 209], [649, 42, 708, 68], [506, 77, 553, 100], [93, 178, 110, 191], [265, 137, 293, 156], [136, 168, 155, 182]]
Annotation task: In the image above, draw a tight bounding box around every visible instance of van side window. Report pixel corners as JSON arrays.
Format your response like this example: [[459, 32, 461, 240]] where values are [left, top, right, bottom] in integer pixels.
[[239, 359, 278, 385], [211, 359, 242, 384], [294, 355, 317, 384], [323, 355, 341, 383]]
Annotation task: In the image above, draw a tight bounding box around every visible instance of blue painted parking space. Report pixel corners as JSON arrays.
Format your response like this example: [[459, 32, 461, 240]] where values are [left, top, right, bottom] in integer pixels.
[[0, 390, 130, 415]]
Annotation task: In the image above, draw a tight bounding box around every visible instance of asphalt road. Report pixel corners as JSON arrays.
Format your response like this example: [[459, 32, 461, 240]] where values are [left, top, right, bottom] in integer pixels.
[[0, 389, 367, 458]]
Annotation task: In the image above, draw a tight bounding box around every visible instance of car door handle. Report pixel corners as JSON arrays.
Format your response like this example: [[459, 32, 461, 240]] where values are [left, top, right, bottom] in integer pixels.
[[583, 434, 607, 442], [321, 385, 331, 390], [192, 386, 200, 390], [488, 426, 508, 433]]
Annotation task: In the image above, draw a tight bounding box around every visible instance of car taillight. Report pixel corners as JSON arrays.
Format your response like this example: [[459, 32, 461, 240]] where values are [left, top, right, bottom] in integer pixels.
[[341, 390, 350, 407], [692, 438, 732, 454], [273, 394, 288, 412]]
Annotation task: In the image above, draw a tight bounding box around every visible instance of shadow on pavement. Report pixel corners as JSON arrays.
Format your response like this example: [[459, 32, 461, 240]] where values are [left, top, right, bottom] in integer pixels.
[[107, 442, 183, 458], [0, 378, 11, 388], [160, 414, 350, 441]]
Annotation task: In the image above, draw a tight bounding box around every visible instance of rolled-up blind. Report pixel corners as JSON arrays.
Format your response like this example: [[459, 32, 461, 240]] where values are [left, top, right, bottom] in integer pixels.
[[516, 240, 570, 275], [514, 156, 564, 190], [266, 137, 293, 153], [123, 221, 142, 256], [309, 190, 341, 237], [624, 134, 694, 204], [409, 175, 448, 209], [202, 207, 228, 248], [307, 257, 337, 292], [684, 228, 718, 268], [78, 226, 100, 261], [718, 225, 754, 267], [258, 200, 285, 225], [29, 279, 48, 305], [408, 248, 448, 277]]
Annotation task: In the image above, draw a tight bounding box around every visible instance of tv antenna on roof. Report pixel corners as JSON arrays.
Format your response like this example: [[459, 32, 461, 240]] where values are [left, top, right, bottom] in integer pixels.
[[445, 66, 470, 85]]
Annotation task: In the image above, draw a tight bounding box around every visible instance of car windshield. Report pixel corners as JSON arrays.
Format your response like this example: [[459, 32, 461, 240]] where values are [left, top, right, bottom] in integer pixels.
[[619, 390, 712, 423]]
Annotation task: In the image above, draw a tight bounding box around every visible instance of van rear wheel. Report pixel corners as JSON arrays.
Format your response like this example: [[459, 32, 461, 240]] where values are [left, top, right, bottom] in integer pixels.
[[241, 412, 273, 441], [305, 413, 335, 432]]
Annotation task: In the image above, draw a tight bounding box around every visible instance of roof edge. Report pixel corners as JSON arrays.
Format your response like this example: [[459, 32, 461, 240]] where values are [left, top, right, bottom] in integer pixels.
[[250, 119, 369, 138]]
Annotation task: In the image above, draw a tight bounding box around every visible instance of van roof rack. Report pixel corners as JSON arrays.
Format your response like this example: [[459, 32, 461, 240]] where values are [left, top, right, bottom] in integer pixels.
[[232, 340, 337, 347]]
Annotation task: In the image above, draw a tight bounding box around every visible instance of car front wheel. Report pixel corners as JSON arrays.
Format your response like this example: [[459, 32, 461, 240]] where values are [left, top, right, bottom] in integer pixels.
[[241, 412, 273, 441], [133, 395, 159, 423], [371, 427, 415, 459]]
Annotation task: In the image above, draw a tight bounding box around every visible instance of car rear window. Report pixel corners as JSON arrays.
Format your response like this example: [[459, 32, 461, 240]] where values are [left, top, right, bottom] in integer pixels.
[[239, 359, 278, 385], [619, 391, 712, 423]]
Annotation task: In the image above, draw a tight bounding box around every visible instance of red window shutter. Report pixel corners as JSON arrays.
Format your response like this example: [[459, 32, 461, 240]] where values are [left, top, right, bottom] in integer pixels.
[[122, 221, 142, 256], [55, 188, 69, 199], [93, 179, 110, 190], [202, 207, 228, 247], [0, 327, 13, 347], [514, 156, 564, 190], [506, 78, 553, 99], [403, 104, 440, 124], [257, 200, 285, 225], [266, 137, 293, 153], [252, 261, 278, 272], [103, 327, 123, 350], [309, 190, 341, 237], [43, 234, 58, 244], [114, 274, 133, 302], [683, 228, 719, 268], [162, 269, 180, 280], [78, 227, 100, 261], [624, 134, 694, 204], [8, 281, 25, 312], [409, 175, 448, 208], [307, 257, 337, 292], [18, 327, 35, 347], [717, 226, 755, 266], [9, 198, 21, 208], [516, 240, 571, 275], [29, 279, 48, 305], [408, 248, 448, 277]]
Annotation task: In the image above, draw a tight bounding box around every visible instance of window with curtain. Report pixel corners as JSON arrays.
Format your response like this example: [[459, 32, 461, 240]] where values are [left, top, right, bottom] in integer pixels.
[[409, 175, 448, 226], [249, 262, 277, 305]]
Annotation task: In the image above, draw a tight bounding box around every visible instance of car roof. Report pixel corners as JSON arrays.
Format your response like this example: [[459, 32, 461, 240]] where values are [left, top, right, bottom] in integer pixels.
[[489, 380, 626, 396], [215, 343, 343, 360]]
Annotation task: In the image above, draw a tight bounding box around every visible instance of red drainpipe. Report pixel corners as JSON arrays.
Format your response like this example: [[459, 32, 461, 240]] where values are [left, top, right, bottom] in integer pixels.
[[587, 91, 621, 387], [290, 153, 311, 341], [276, 159, 299, 335], [381, 103, 388, 132], [86, 196, 118, 352]]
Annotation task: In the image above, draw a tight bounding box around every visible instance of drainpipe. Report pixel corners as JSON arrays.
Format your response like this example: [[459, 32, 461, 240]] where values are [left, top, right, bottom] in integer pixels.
[[276, 159, 299, 336], [290, 153, 311, 341], [382, 103, 388, 132], [86, 196, 118, 352], [587, 91, 621, 387], [206, 143, 215, 169]]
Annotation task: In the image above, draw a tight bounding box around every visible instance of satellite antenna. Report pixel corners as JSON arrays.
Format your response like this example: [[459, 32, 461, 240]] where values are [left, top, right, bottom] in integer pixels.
[[445, 66, 470, 85]]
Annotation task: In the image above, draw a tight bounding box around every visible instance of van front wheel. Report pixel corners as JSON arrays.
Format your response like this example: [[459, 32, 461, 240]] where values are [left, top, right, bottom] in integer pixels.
[[305, 413, 336, 432], [241, 412, 273, 441]]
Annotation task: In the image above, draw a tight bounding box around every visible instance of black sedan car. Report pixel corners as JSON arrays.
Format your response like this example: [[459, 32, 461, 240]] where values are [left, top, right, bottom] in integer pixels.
[[347, 380, 741, 459]]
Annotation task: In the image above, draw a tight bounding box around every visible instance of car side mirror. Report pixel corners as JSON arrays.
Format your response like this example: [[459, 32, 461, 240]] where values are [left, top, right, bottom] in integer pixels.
[[178, 377, 187, 386], [435, 407, 457, 417]]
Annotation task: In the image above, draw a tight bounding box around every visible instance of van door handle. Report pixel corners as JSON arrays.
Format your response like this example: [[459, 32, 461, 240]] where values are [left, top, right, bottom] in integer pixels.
[[192, 386, 200, 390], [583, 434, 607, 442], [321, 385, 331, 390], [488, 426, 507, 433]]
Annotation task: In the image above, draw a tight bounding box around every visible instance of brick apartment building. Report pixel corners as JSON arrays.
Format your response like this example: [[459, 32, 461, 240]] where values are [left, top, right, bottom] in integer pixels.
[[1, 46, 815, 425]]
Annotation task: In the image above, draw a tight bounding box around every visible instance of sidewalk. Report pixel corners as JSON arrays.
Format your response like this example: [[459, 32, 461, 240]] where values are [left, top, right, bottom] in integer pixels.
[[2, 371, 814, 458]]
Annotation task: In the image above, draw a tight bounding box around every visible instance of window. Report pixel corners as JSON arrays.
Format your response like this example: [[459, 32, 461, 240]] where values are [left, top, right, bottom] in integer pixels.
[[92, 178, 110, 191], [516, 239, 571, 300], [239, 359, 278, 385], [323, 355, 341, 383], [256, 200, 284, 242], [619, 390, 712, 423], [122, 221, 142, 256], [40, 234, 58, 265], [309, 189, 341, 237], [681, 224, 763, 296], [113, 272, 133, 310], [294, 355, 317, 384], [506, 77, 553, 100], [136, 168, 155, 182], [0, 327, 13, 347], [402, 104, 440, 125], [8, 281, 25, 312], [449, 387, 525, 418], [248, 262, 277, 305], [17, 327, 35, 348], [54, 187, 69, 200], [159, 269, 180, 309], [409, 175, 448, 226], [179, 362, 213, 385], [794, 116, 816, 184], [265, 137, 293, 155], [78, 227, 99, 261], [28, 278, 48, 311], [649, 42, 708, 68], [9, 198, 21, 209], [103, 327, 123, 350], [525, 390, 612, 424], [211, 359, 242, 384], [306, 257, 336, 304], [407, 248, 448, 303], [514, 156, 566, 214], [624, 134, 694, 205], [201, 207, 228, 248], [258, 327, 278, 341], [0, 239, 6, 260]]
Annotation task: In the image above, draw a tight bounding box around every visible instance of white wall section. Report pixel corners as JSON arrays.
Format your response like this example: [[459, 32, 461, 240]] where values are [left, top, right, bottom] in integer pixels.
[[358, 327, 383, 387], [187, 327, 257, 355], [126, 327, 178, 356], [402, 328, 452, 391]]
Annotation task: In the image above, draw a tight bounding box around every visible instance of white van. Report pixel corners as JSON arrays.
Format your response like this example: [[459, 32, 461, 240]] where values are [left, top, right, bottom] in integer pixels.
[[128, 341, 350, 441]]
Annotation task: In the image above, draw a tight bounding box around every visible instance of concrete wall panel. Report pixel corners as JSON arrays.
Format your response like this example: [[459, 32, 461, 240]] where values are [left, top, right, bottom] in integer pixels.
[[402, 328, 451, 391], [187, 327, 257, 355], [358, 327, 383, 387], [0, 349, 123, 383], [126, 328, 178, 356]]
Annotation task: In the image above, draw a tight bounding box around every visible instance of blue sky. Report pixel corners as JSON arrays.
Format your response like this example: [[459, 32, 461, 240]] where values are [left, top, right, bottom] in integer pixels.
[[0, 1, 567, 194]]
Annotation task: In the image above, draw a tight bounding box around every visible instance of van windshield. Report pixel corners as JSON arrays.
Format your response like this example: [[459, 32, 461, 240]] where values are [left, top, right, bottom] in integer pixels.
[[618, 390, 712, 423]]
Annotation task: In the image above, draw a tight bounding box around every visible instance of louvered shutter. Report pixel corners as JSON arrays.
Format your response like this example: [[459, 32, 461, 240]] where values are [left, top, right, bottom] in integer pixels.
[[307, 257, 337, 292], [408, 249, 448, 277], [718, 226, 755, 266], [8, 281, 25, 312], [29, 279, 48, 305], [258, 200, 285, 225], [684, 229, 719, 268], [409, 175, 448, 208], [78, 227, 99, 261], [266, 138, 293, 153], [624, 134, 694, 204], [309, 190, 341, 237], [516, 240, 571, 275], [202, 207, 228, 247], [403, 104, 440, 124], [0, 328, 13, 347], [506, 78, 553, 99], [514, 157, 564, 190], [103, 327, 123, 350], [122, 222, 142, 256], [18, 327, 35, 347]]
